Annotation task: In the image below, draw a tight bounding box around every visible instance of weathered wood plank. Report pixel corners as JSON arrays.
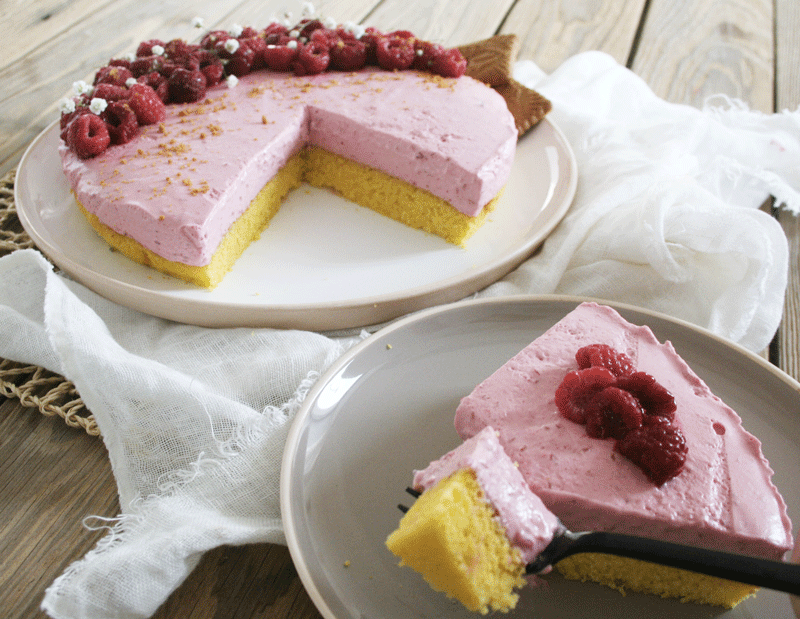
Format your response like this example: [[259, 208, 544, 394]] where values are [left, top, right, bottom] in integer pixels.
[[631, 0, 773, 111], [775, 0, 800, 383], [500, 0, 648, 71], [0, 398, 119, 619]]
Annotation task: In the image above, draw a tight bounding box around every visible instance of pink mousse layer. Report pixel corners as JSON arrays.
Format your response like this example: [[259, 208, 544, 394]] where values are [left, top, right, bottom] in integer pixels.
[[413, 426, 561, 564], [59, 68, 517, 267], [455, 302, 794, 561]]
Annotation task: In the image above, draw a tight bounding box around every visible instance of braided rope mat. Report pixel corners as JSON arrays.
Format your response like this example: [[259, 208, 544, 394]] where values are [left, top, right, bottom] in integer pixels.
[[0, 168, 98, 436]]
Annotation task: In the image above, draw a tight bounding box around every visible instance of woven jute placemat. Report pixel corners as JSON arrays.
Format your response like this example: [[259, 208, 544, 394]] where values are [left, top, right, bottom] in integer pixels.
[[0, 168, 97, 436]]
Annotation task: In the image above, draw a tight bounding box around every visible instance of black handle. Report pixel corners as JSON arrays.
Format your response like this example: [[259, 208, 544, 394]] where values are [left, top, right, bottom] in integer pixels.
[[529, 530, 800, 595]]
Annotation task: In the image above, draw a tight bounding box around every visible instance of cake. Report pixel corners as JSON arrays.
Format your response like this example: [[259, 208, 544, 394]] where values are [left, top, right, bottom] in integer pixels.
[[388, 302, 794, 611], [386, 426, 560, 614], [56, 17, 545, 289]]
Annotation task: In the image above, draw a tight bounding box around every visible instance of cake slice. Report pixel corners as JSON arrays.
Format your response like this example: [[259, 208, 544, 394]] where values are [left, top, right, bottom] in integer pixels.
[[452, 302, 794, 607], [386, 426, 560, 614]]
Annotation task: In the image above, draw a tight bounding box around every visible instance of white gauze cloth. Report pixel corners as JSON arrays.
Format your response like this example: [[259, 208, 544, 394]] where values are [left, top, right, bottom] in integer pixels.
[[0, 51, 796, 619]]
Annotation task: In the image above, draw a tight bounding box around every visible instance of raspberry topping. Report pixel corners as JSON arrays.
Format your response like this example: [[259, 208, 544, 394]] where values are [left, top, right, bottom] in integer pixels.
[[66, 113, 111, 159], [555, 367, 616, 424], [616, 415, 688, 485], [59, 17, 469, 158], [556, 343, 686, 485], [575, 343, 634, 377]]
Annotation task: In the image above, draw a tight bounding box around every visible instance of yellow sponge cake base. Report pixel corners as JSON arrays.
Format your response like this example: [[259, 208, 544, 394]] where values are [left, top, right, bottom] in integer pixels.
[[386, 469, 526, 615], [555, 553, 758, 609], [75, 148, 502, 288]]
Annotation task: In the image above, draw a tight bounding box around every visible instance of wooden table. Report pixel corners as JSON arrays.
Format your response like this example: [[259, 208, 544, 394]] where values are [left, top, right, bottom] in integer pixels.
[[1, 0, 798, 617]]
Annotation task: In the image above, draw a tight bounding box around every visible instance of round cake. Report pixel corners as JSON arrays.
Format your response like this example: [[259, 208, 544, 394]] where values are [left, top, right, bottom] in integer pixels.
[[57, 16, 539, 288]]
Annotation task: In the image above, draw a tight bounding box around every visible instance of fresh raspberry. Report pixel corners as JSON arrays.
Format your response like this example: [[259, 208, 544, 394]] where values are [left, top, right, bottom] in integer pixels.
[[616, 416, 688, 485], [66, 113, 110, 158], [555, 367, 616, 424], [292, 40, 330, 75], [163, 39, 197, 64], [576, 344, 635, 377], [263, 43, 298, 71], [375, 35, 415, 70], [298, 19, 325, 39], [92, 83, 130, 102], [360, 27, 384, 65], [412, 40, 444, 71], [60, 106, 92, 141], [201, 62, 225, 86], [130, 55, 165, 78], [107, 58, 133, 70], [431, 47, 467, 77], [223, 40, 258, 77], [167, 68, 207, 103], [94, 64, 134, 87], [136, 39, 166, 57], [101, 101, 139, 145], [127, 83, 166, 125], [200, 30, 230, 50], [617, 371, 677, 419], [584, 386, 644, 439], [263, 22, 288, 41], [329, 39, 367, 71]]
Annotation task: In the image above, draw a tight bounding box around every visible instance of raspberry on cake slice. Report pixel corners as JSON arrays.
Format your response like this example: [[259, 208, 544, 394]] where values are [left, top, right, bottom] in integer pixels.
[[386, 426, 560, 614]]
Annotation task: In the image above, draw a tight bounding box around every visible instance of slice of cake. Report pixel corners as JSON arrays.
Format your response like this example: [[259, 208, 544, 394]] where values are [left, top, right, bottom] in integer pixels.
[[452, 302, 794, 608], [57, 20, 535, 288], [386, 426, 560, 614]]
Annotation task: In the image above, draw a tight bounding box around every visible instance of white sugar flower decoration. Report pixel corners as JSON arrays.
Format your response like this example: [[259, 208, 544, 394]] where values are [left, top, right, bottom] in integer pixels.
[[122, 52, 136, 62], [125, 77, 137, 87], [224, 38, 240, 54], [301, 2, 315, 17], [151, 44, 165, 56], [59, 98, 77, 114], [226, 74, 239, 89], [72, 80, 92, 96], [323, 16, 337, 29], [192, 16, 205, 29], [343, 21, 366, 39], [229, 24, 244, 37], [287, 39, 299, 50], [89, 98, 108, 114]]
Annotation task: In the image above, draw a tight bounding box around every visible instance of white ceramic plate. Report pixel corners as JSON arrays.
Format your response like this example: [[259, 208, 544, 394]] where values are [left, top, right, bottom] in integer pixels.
[[281, 296, 799, 619], [14, 119, 576, 331]]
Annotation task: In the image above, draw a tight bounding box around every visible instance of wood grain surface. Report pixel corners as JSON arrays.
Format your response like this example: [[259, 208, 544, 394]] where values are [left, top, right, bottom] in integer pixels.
[[1, 1, 798, 618]]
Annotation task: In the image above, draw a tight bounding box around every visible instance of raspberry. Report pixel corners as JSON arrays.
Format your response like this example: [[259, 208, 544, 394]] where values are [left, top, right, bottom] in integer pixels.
[[555, 367, 616, 424], [94, 64, 134, 87], [617, 372, 677, 419], [412, 40, 444, 71], [375, 35, 415, 70], [431, 48, 467, 77], [60, 106, 91, 141], [329, 39, 367, 71], [66, 113, 110, 158], [223, 40, 257, 77], [576, 344, 634, 377], [136, 39, 166, 57], [292, 41, 330, 75], [127, 83, 166, 125], [360, 27, 384, 65], [616, 416, 688, 485], [200, 31, 230, 50], [263, 43, 298, 71], [584, 386, 643, 439], [167, 68, 207, 103], [101, 101, 139, 145], [92, 83, 130, 102], [263, 22, 288, 41], [201, 62, 225, 87], [130, 55, 165, 78]]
